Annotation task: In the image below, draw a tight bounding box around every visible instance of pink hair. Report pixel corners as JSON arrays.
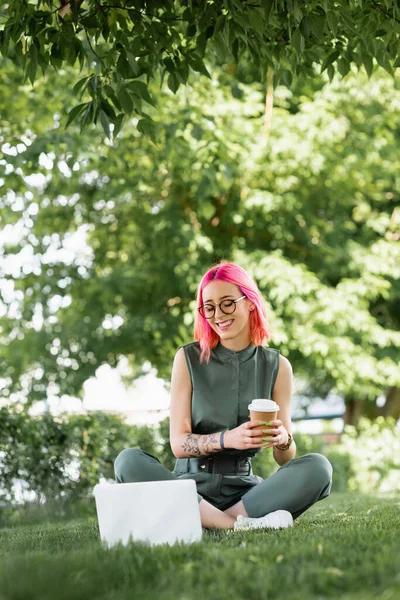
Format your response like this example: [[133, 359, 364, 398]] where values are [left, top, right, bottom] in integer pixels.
[[193, 261, 272, 364]]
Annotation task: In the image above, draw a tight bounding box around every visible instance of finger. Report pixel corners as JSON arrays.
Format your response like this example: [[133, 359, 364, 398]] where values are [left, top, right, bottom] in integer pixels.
[[249, 420, 269, 428], [262, 434, 282, 447], [252, 435, 268, 444], [262, 438, 278, 447]]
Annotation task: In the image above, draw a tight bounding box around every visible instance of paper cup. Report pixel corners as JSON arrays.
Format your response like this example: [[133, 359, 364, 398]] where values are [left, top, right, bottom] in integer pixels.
[[249, 409, 278, 433]]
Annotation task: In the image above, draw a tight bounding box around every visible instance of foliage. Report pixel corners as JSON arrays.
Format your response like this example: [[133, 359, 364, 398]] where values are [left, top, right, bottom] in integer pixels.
[[0, 404, 152, 503], [332, 415, 400, 493], [1, 1, 400, 135], [0, 408, 397, 504], [1, 58, 399, 415]]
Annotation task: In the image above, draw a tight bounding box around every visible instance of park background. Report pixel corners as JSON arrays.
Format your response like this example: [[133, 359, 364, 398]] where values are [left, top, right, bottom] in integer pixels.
[[0, 1, 400, 598]]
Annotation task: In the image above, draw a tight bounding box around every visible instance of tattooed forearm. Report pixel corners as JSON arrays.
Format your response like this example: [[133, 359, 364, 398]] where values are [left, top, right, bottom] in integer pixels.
[[181, 434, 201, 456], [180, 432, 222, 456]]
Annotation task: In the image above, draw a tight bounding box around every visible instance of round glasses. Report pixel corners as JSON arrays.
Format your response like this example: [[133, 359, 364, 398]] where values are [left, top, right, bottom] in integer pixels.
[[197, 295, 247, 319]]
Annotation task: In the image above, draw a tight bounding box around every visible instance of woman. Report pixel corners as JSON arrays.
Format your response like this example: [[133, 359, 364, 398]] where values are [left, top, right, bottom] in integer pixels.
[[114, 261, 333, 530]]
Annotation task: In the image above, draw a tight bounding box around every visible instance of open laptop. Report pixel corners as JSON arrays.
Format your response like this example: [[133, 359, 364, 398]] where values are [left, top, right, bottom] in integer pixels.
[[93, 479, 203, 547]]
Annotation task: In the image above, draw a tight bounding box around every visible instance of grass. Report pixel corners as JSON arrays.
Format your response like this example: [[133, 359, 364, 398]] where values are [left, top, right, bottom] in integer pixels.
[[0, 491, 399, 600]]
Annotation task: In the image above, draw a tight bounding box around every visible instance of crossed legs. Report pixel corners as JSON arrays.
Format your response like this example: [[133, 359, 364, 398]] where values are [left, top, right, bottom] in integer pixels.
[[114, 449, 333, 530]]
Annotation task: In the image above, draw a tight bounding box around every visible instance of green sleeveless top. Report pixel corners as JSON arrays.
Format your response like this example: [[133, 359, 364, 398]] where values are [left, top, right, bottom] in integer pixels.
[[178, 340, 280, 459]]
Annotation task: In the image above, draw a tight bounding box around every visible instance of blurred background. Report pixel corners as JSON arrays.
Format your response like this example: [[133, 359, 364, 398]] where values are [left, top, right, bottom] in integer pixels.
[[1, 49, 399, 514]]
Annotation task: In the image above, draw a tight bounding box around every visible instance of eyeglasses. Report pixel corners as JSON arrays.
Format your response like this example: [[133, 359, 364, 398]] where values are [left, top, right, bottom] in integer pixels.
[[197, 295, 247, 319]]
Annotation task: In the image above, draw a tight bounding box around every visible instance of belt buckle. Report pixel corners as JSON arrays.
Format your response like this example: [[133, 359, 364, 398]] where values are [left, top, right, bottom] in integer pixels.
[[199, 457, 213, 473]]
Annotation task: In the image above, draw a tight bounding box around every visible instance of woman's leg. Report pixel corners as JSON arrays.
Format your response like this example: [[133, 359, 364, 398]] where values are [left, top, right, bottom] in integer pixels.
[[226, 453, 333, 520], [114, 448, 236, 529], [200, 500, 236, 529]]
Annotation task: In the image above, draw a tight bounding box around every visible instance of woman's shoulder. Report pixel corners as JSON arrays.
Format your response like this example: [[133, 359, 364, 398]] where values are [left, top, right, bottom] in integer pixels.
[[179, 341, 200, 349], [177, 341, 201, 360], [259, 346, 280, 359], [179, 341, 200, 353]]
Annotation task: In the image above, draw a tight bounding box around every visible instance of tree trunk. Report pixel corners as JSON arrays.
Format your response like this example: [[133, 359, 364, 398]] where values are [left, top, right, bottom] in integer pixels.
[[343, 395, 364, 429], [361, 398, 381, 420], [381, 387, 400, 420]]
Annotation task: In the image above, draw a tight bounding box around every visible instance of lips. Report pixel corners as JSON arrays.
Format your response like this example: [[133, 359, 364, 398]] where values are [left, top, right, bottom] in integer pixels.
[[217, 319, 234, 329]]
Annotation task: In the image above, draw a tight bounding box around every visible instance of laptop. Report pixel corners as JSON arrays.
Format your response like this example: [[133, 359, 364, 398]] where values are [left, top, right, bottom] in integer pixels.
[[93, 479, 203, 547]]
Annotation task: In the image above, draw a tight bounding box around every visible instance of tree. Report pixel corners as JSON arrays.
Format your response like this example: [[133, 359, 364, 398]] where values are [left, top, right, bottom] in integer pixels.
[[1, 0, 399, 136], [1, 56, 399, 426]]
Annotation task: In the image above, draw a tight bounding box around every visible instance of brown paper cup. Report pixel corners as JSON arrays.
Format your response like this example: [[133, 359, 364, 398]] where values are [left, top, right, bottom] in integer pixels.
[[249, 409, 278, 433]]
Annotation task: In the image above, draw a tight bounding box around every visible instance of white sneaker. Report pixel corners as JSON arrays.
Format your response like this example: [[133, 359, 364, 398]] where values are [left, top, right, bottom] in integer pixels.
[[234, 510, 293, 531]]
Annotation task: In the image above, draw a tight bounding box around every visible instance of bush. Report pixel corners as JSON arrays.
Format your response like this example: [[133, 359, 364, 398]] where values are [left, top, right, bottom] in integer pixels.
[[324, 448, 353, 493], [0, 405, 160, 504], [1, 406, 398, 505], [331, 416, 400, 493]]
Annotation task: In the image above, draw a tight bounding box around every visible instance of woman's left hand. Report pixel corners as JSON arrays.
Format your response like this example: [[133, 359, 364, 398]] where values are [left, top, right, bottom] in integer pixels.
[[261, 419, 289, 449]]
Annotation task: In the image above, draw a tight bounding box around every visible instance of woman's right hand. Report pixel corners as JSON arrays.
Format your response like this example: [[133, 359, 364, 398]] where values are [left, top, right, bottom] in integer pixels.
[[225, 421, 267, 450]]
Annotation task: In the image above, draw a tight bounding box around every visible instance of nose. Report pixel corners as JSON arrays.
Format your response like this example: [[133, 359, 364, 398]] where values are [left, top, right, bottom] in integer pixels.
[[214, 306, 228, 321]]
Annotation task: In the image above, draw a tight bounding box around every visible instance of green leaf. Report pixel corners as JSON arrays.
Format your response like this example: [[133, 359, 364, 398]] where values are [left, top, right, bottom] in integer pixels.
[[337, 58, 350, 77], [137, 118, 157, 143], [73, 76, 90, 96], [196, 32, 207, 56], [100, 110, 110, 138], [205, 25, 214, 40], [117, 54, 131, 79], [126, 52, 140, 76], [326, 11, 338, 37], [212, 31, 231, 62], [176, 60, 190, 85], [362, 54, 373, 77], [26, 44, 38, 85], [321, 50, 340, 73], [105, 84, 122, 111], [291, 29, 304, 54], [65, 103, 87, 129], [65, 43, 77, 67], [292, 0, 303, 25], [117, 88, 133, 114], [299, 17, 310, 39], [264, 0, 274, 23], [81, 16, 100, 29], [248, 9, 265, 35], [113, 113, 125, 138], [188, 55, 211, 78], [375, 52, 394, 77], [214, 15, 226, 35], [307, 15, 326, 38], [167, 72, 180, 94], [80, 101, 95, 130], [187, 23, 196, 37], [100, 99, 116, 120], [126, 80, 156, 107]]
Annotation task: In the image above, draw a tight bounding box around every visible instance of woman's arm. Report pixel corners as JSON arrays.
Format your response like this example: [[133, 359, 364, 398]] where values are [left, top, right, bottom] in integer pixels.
[[271, 354, 297, 466], [169, 347, 226, 458]]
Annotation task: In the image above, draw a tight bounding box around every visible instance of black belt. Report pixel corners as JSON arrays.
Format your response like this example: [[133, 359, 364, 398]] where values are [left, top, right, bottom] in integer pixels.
[[174, 456, 252, 476]]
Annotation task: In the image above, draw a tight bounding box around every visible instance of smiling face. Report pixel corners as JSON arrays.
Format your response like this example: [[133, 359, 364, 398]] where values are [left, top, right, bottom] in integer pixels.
[[201, 280, 254, 345]]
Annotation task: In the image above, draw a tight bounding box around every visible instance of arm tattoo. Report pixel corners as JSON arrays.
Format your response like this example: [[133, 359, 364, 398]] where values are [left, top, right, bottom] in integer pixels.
[[181, 432, 220, 456], [201, 433, 219, 455], [181, 434, 201, 456]]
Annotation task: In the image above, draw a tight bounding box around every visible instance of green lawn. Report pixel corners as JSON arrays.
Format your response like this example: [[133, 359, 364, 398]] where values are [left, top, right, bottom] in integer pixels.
[[0, 491, 399, 600]]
